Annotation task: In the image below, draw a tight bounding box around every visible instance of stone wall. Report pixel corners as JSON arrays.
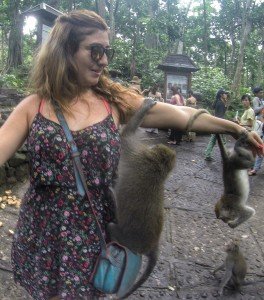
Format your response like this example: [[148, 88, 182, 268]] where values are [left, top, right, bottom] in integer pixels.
[[0, 89, 28, 186], [0, 145, 29, 186]]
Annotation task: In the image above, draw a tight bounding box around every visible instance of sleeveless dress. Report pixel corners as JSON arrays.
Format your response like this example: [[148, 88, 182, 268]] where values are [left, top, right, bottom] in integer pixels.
[[11, 100, 121, 299]]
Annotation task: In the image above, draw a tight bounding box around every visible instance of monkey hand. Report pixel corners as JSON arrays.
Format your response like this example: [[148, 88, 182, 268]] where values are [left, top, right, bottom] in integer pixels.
[[228, 221, 238, 229], [218, 288, 224, 296]]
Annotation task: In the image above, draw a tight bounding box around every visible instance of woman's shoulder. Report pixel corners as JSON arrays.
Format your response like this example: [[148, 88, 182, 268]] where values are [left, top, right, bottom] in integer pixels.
[[17, 94, 42, 124]]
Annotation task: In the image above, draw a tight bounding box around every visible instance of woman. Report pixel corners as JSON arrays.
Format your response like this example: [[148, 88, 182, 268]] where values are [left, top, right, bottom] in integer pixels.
[[238, 94, 256, 131], [168, 85, 185, 145], [0, 10, 262, 300], [204, 89, 228, 161]]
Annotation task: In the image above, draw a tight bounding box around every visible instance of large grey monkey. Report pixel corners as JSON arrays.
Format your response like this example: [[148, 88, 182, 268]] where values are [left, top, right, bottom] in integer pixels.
[[214, 132, 256, 228], [107, 98, 176, 299]]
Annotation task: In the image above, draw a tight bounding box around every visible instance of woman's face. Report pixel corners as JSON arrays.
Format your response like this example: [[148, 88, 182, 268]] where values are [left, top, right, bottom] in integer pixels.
[[73, 30, 110, 88], [242, 97, 251, 108]]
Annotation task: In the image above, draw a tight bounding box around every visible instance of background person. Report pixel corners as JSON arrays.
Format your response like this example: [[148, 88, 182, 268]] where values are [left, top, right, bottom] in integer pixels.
[[248, 108, 264, 176], [252, 86, 264, 119], [238, 94, 255, 131], [168, 85, 185, 145], [185, 90, 197, 142], [204, 89, 228, 161], [146, 84, 164, 134], [0, 10, 263, 300]]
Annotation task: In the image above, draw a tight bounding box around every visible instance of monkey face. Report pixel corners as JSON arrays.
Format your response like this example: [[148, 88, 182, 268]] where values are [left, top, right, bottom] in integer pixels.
[[226, 242, 239, 253]]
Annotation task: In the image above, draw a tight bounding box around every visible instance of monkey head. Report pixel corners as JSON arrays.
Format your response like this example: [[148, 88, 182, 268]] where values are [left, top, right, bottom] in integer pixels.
[[225, 240, 240, 253], [149, 144, 176, 177], [214, 195, 239, 223]]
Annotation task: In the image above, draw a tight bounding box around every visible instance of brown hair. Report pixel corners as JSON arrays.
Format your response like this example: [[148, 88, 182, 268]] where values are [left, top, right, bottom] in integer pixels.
[[29, 9, 142, 122]]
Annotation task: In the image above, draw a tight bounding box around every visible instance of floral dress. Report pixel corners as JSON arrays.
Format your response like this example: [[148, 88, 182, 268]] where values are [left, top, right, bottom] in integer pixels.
[[11, 101, 121, 300]]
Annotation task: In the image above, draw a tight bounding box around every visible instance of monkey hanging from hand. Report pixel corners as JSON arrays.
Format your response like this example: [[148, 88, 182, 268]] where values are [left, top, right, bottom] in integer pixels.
[[107, 98, 176, 299], [213, 240, 247, 295], [214, 132, 256, 228]]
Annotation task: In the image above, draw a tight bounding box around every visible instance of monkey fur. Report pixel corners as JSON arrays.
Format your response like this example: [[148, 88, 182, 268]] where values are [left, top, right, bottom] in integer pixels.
[[213, 240, 247, 295], [107, 98, 176, 299], [214, 133, 255, 228]]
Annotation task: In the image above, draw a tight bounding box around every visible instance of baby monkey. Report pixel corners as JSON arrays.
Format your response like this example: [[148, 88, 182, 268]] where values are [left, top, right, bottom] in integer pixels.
[[213, 240, 247, 295], [107, 98, 176, 299], [214, 133, 255, 228]]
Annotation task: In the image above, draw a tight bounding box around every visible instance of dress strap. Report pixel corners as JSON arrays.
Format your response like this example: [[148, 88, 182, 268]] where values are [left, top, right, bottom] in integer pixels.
[[102, 98, 112, 114], [38, 99, 45, 113]]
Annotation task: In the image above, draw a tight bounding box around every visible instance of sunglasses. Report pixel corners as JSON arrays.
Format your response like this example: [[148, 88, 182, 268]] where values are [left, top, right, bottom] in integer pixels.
[[87, 44, 115, 63]]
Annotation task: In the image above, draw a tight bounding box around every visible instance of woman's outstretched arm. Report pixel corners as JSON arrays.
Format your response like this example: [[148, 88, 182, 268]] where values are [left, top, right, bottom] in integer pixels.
[[138, 101, 264, 155]]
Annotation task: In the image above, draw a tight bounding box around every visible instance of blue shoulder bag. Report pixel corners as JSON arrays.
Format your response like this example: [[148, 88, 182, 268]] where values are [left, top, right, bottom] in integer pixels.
[[55, 105, 142, 298]]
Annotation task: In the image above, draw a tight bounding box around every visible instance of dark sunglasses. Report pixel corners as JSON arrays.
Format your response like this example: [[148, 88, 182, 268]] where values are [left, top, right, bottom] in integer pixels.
[[88, 44, 115, 63]]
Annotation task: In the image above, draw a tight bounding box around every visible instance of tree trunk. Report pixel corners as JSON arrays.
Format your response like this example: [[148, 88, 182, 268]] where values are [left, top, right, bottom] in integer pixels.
[[145, 0, 158, 49], [96, 0, 106, 20], [231, 0, 253, 94], [256, 28, 264, 85], [177, 0, 191, 55], [202, 0, 209, 65], [227, 32, 236, 78], [6, 0, 23, 73], [109, 0, 115, 43]]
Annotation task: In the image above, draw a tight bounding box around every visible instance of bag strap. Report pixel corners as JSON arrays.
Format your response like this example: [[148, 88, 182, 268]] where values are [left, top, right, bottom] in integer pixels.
[[54, 104, 107, 249]]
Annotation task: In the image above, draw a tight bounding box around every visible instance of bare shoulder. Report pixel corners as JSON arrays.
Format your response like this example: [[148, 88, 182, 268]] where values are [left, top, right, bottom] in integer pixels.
[[16, 94, 41, 126]]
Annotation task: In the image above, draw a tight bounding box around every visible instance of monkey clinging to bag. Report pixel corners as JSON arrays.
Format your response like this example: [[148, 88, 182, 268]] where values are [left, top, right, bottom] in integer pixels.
[[107, 98, 176, 299], [214, 132, 255, 228]]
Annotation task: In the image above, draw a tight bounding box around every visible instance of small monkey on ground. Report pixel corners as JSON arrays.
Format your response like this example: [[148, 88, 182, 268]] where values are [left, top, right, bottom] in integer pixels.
[[213, 240, 247, 295], [107, 98, 176, 299], [214, 132, 255, 228]]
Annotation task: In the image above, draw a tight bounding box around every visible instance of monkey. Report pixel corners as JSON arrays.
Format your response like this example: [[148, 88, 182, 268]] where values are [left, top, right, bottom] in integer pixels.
[[214, 132, 256, 228], [213, 240, 247, 295], [107, 97, 176, 299]]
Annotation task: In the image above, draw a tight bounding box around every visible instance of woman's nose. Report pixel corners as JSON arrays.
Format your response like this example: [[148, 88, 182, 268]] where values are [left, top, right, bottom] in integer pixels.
[[97, 53, 108, 67]]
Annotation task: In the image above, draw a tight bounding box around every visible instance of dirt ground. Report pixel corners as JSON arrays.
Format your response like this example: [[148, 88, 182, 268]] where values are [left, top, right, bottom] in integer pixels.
[[0, 131, 264, 300]]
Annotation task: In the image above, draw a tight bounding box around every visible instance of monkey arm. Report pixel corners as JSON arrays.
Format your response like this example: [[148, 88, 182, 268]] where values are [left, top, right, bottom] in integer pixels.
[[213, 263, 225, 274]]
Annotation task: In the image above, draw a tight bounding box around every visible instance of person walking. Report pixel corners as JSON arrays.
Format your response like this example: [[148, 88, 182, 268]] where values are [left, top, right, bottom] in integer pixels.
[[168, 85, 185, 145], [0, 10, 263, 300], [204, 89, 228, 161]]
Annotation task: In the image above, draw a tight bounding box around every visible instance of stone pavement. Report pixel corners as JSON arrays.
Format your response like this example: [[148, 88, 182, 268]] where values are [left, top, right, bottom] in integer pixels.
[[0, 130, 264, 300]]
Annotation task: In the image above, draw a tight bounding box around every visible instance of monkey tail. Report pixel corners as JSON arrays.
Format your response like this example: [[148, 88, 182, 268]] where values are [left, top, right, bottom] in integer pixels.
[[121, 98, 157, 138], [216, 134, 228, 161], [119, 249, 158, 299]]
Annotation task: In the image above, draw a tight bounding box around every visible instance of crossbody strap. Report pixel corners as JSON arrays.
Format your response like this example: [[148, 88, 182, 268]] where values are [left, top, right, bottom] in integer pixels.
[[55, 105, 107, 249]]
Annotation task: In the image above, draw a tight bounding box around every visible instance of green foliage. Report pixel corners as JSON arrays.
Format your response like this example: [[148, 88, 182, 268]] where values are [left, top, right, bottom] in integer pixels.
[[192, 67, 231, 109], [0, 68, 27, 92]]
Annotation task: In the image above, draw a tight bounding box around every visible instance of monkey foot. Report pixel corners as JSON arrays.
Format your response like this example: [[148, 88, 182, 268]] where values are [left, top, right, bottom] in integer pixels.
[[248, 170, 257, 176]]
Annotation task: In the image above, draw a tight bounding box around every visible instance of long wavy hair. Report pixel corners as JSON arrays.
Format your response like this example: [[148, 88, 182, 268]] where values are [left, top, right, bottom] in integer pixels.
[[29, 9, 142, 122]]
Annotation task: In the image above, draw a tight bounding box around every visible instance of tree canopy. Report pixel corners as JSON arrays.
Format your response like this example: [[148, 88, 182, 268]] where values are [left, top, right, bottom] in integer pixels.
[[0, 0, 263, 108]]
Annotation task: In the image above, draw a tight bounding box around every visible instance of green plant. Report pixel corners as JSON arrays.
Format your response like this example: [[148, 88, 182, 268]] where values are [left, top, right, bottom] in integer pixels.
[[192, 66, 231, 109], [0, 67, 28, 92]]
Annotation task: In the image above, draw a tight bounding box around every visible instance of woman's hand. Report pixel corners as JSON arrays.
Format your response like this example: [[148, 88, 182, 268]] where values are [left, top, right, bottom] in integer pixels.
[[245, 131, 264, 156]]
